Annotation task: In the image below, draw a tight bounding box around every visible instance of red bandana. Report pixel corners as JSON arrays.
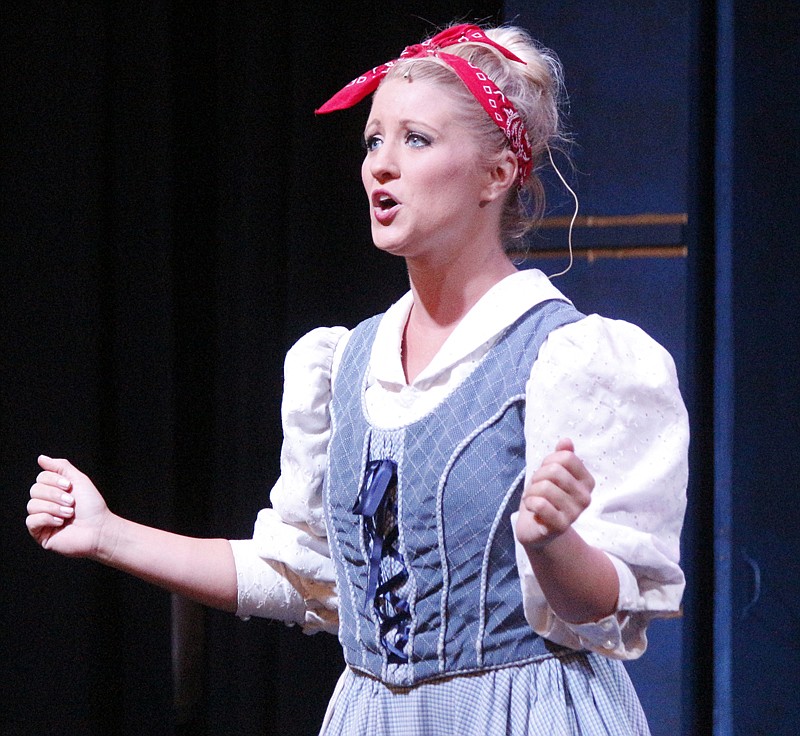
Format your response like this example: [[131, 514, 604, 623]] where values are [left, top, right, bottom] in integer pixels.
[[315, 24, 533, 185]]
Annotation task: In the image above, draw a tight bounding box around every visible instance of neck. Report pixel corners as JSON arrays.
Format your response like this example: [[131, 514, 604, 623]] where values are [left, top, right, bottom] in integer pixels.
[[406, 244, 516, 328], [400, 242, 516, 383]]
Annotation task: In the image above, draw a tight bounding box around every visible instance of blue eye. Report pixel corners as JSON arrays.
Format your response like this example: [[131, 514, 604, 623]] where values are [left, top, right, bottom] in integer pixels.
[[406, 132, 430, 148], [363, 134, 382, 152]]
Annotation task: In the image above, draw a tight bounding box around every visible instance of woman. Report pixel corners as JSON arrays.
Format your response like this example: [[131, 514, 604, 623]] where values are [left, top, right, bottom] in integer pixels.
[[27, 23, 688, 735]]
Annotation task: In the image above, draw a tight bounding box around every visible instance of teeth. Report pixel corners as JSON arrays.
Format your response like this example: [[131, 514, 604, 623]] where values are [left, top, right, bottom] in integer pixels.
[[378, 195, 397, 209]]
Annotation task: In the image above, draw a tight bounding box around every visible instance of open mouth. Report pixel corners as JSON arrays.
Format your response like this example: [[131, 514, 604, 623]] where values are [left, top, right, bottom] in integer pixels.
[[374, 192, 399, 210], [371, 190, 401, 225]]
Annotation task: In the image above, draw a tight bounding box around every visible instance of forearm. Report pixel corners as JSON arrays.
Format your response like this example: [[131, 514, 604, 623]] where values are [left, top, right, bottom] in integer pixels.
[[522, 527, 618, 624], [97, 514, 238, 613]]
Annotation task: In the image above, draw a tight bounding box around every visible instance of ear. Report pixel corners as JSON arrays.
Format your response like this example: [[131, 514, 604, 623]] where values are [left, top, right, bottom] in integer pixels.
[[480, 149, 518, 205]]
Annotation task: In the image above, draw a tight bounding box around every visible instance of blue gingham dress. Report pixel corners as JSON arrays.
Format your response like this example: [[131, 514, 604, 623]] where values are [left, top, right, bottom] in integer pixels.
[[320, 302, 651, 735]]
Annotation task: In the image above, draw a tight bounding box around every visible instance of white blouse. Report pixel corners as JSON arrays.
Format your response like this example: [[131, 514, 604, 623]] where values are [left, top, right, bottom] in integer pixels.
[[229, 268, 688, 660]]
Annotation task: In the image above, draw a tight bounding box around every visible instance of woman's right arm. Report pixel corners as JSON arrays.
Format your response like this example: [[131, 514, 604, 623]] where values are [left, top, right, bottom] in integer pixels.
[[27, 326, 350, 623], [27, 454, 238, 612]]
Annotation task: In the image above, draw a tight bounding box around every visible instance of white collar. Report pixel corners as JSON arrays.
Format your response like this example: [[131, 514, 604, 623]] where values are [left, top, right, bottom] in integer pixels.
[[369, 269, 571, 388]]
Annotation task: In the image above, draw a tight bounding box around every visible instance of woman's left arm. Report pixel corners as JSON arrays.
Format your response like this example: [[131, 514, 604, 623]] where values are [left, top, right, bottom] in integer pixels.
[[516, 314, 689, 659]]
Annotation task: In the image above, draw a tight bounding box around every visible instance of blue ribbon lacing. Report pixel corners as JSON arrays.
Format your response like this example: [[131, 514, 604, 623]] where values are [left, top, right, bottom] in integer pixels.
[[352, 457, 411, 664]]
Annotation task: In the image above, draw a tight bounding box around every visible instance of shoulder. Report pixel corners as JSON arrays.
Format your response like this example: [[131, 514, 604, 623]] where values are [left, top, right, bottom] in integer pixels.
[[535, 313, 680, 389], [526, 313, 687, 460], [284, 326, 351, 376], [282, 327, 350, 427]]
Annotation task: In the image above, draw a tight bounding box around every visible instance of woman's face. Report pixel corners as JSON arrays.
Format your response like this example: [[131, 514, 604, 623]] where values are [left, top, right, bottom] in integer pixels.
[[361, 77, 493, 263]]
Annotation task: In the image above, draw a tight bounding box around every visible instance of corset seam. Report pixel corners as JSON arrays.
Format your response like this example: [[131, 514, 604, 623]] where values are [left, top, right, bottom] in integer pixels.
[[478, 464, 527, 666]]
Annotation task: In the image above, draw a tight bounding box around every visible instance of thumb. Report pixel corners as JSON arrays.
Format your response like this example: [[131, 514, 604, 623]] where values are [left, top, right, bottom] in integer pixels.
[[554, 437, 574, 453], [38, 454, 77, 478]]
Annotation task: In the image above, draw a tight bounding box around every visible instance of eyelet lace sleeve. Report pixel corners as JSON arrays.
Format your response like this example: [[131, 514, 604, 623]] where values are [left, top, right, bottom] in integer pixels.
[[229, 326, 350, 634]]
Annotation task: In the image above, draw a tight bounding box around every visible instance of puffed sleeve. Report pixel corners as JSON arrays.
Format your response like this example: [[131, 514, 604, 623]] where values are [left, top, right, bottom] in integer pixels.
[[514, 314, 688, 659], [228, 326, 350, 634]]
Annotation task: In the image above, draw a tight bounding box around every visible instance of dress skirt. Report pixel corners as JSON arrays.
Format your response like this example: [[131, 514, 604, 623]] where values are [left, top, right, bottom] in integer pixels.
[[320, 651, 650, 736]]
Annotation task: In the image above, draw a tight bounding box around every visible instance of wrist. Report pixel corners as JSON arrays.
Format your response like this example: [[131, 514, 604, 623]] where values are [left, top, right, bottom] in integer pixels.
[[94, 511, 124, 565], [521, 525, 576, 558], [523, 528, 619, 624]]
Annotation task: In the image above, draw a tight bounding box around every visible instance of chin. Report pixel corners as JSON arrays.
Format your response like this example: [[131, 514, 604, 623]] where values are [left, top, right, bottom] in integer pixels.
[[370, 229, 408, 256]]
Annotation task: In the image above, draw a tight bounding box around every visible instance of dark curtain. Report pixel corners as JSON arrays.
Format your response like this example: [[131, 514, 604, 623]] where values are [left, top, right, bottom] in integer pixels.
[[1, 2, 501, 734]]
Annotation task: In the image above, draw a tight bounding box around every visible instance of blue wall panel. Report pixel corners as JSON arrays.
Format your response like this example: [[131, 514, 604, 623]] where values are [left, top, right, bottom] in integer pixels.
[[505, 0, 690, 218], [727, 2, 800, 733]]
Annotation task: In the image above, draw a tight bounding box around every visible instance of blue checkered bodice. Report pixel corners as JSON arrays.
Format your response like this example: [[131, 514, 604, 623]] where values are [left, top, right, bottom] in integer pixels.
[[323, 299, 583, 686]]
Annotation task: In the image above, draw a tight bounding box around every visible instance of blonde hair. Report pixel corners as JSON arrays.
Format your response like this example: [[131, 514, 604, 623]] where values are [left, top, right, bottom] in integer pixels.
[[382, 25, 568, 250]]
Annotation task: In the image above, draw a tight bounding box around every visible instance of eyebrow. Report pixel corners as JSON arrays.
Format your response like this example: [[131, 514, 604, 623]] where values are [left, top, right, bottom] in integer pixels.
[[401, 118, 440, 132], [364, 118, 442, 136]]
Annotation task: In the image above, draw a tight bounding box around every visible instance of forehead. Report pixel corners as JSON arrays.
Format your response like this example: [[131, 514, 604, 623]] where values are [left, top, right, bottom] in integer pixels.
[[366, 77, 463, 126]]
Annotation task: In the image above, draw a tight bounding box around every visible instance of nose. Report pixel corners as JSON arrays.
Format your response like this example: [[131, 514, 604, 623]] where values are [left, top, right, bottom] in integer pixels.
[[367, 142, 400, 183]]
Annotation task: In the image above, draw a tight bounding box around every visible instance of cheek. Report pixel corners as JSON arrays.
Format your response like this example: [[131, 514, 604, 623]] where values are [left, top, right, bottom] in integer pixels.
[[434, 170, 484, 208], [361, 158, 371, 195]]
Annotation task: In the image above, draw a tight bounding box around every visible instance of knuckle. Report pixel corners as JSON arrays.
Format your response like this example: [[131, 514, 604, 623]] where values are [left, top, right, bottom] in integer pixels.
[[26, 511, 44, 529], [544, 479, 560, 497], [521, 495, 538, 513]]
